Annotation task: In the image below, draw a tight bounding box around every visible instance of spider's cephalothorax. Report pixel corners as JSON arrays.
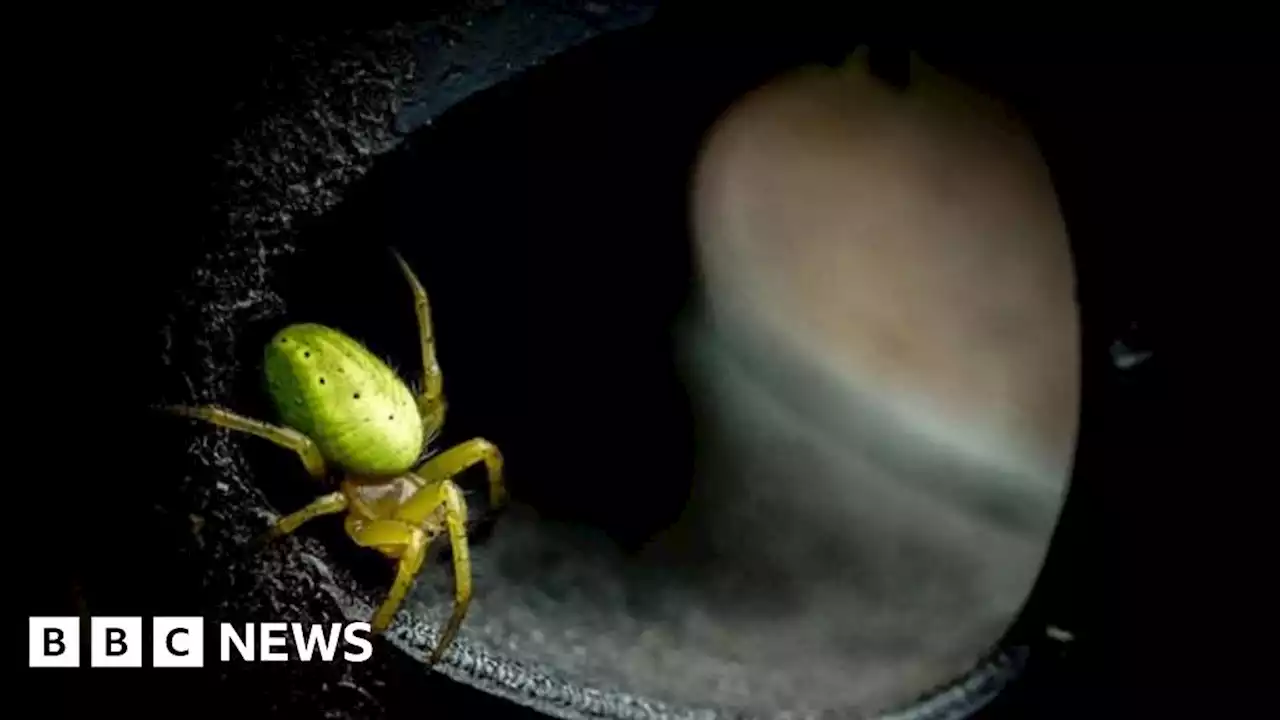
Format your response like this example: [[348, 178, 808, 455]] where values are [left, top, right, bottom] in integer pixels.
[[169, 250, 506, 668]]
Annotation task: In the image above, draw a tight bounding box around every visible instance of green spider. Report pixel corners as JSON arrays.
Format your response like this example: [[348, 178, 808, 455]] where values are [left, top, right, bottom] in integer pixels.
[[168, 250, 506, 668]]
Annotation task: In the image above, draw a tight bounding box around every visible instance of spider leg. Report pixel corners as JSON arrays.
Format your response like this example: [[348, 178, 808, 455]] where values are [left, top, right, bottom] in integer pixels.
[[424, 479, 470, 668], [391, 249, 446, 431], [165, 404, 327, 479], [414, 437, 506, 510], [352, 475, 473, 668], [252, 491, 349, 548], [344, 516, 430, 635]]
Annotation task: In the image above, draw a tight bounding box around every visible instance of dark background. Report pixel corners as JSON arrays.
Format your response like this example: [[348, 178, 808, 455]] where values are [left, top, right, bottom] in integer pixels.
[[19, 8, 1262, 719]]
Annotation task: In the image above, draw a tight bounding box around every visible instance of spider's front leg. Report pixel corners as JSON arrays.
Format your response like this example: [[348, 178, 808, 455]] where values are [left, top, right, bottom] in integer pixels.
[[165, 405, 328, 479], [166, 405, 346, 545], [391, 249, 506, 509], [346, 476, 472, 668], [392, 249, 445, 431]]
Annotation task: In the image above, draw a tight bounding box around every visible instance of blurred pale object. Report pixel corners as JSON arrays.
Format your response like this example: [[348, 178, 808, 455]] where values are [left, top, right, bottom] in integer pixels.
[[692, 52, 1079, 484], [650, 50, 1081, 713]]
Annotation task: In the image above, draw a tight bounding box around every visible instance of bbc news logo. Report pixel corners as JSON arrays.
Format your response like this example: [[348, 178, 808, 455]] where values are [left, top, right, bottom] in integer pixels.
[[29, 617, 373, 667]]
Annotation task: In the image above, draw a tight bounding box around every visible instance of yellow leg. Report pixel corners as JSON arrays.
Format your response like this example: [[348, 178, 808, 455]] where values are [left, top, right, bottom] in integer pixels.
[[267, 491, 348, 539], [346, 517, 429, 634], [415, 437, 507, 510], [349, 476, 473, 667], [166, 405, 327, 479], [425, 479, 471, 668], [391, 249, 445, 427]]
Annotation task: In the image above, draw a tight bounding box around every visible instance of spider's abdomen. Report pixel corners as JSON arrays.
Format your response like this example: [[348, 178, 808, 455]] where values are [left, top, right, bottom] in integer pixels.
[[264, 323, 423, 477]]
